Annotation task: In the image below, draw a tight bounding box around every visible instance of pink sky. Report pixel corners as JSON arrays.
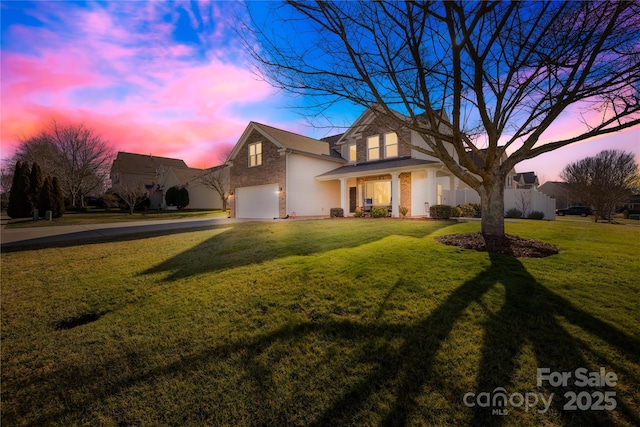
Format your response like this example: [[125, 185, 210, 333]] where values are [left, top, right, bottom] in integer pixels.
[[1, 1, 638, 180]]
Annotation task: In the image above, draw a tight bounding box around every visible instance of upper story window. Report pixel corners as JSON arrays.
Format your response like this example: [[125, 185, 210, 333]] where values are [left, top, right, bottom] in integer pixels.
[[385, 132, 398, 158], [367, 135, 380, 161], [348, 143, 357, 163], [248, 142, 262, 167]]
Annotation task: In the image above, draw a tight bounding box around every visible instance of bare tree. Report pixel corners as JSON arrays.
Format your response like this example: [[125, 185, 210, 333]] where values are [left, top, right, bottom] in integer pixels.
[[243, 1, 640, 245], [561, 150, 639, 222], [515, 191, 531, 219], [113, 179, 147, 215], [12, 120, 114, 207], [199, 166, 230, 211]]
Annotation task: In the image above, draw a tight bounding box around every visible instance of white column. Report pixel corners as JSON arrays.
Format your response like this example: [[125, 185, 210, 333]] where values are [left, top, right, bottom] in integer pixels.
[[425, 169, 437, 210], [340, 178, 347, 215], [448, 175, 456, 206], [390, 172, 399, 218]]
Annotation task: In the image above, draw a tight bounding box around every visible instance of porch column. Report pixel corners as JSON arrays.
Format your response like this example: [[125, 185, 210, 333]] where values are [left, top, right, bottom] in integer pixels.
[[447, 175, 456, 206], [390, 172, 399, 218], [425, 169, 437, 215], [340, 177, 347, 215]]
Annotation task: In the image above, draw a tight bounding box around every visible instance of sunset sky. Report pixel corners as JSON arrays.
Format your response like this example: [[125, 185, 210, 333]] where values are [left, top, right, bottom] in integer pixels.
[[1, 1, 638, 181]]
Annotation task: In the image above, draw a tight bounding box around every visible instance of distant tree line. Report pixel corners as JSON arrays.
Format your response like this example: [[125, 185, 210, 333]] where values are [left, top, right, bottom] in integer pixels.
[[561, 150, 639, 222], [7, 161, 65, 219], [9, 120, 114, 208]]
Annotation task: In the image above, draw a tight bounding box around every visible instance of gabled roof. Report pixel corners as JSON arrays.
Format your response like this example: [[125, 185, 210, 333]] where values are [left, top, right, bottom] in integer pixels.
[[513, 172, 538, 184], [336, 105, 451, 146], [112, 152, 188, 174], [228, 122, 346, 163], [171, 167, 206, 184]]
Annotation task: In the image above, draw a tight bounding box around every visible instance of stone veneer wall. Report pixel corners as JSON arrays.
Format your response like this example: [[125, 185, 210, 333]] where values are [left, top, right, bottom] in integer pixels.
[[229, 129, 286, 218], [355, 117, 412, 163], [356, 173, 413, 217], [400, 172, 412, 217]]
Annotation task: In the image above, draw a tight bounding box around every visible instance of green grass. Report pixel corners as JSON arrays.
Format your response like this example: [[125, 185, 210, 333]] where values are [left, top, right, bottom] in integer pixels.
[[1, 219, 639, 426], [6, 209, 227, 228]]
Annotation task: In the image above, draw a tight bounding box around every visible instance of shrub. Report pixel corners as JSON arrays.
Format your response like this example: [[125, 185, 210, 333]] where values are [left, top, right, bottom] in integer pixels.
[[528, 210, 545, 220], [458, 203, 482, 217], [7, 161, 32, 219], [450, 206, 463, 217], [371, 206, 388, 218], [330, 207, 344, 217], [37, 176, 54, 215], [353, 207, 363, 218], [505, 208, 523, 218], [166, 186, 189, 210], [399, 206, 409, 218], [430, 204, 452, 219], [51, 177, 65, 218]]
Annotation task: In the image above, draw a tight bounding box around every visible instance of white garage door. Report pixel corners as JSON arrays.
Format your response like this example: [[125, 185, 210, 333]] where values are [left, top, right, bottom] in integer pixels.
[[236, 184, 279, 219]]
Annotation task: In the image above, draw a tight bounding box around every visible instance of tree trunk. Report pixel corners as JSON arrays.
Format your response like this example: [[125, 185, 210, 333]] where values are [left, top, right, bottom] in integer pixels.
[[478, 180, 506, 248]]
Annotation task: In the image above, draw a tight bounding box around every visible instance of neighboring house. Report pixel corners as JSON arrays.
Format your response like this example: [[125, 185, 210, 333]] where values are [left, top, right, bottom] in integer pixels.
[[227, 107, 461, 219], [156, 165, 223, 210], [110, 152, 221, 210], [513, 172, 539, 189], [619, 193, 640, 214], [538, 181, 574, 210]]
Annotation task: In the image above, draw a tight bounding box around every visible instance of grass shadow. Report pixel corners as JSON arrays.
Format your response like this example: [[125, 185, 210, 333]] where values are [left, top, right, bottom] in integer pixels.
[[6, 243, 638, 425], [139, 220, 452, 281]]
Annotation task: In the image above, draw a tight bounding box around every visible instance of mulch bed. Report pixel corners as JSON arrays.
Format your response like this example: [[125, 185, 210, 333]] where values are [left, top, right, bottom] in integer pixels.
[[436, 232, 559, 258]]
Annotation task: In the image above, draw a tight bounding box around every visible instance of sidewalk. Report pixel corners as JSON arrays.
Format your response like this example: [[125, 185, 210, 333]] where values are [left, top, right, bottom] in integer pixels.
[[0, 211, 10, 233], [0, 215, 252, 249]]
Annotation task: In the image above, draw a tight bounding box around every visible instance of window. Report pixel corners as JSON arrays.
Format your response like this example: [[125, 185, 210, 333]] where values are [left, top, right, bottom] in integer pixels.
[[365, 181, 391, 205], [348, 143, 357, 162], [385, 132, 398, 158], [367, 136, 379, 161], [248, 142, 262, 167]]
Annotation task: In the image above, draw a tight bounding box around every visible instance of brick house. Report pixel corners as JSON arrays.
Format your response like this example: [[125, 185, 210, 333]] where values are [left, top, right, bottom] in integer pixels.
[[227, 107, 460, 218], [226, 122, 346, 218]]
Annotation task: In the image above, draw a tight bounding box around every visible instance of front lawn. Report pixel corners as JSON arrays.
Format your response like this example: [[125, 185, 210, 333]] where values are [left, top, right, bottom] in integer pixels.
[[1, 219, 638, 426], [5, 209, 227, 228]]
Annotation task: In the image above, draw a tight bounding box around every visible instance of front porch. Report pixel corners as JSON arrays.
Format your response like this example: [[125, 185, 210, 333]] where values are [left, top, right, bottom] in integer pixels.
[[316, 157, 457, 218]]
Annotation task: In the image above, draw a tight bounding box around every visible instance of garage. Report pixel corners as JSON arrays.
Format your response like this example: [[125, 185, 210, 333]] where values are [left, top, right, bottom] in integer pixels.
[[235, 184, 280, 219]]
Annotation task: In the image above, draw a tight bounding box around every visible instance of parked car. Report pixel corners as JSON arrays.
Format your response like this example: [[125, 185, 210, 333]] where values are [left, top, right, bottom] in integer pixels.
[[556, 206, 592, 217]]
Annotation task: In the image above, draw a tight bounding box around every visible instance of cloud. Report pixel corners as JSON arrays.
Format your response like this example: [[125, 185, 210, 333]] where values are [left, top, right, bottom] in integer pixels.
[[1, 0, 279, 168]]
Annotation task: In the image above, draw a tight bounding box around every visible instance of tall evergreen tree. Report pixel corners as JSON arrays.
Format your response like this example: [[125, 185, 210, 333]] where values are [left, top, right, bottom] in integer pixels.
[[7, 161, 31, 219], [51, 176, 65, 218], [37, 176, 54, 215], [29, 162, 44, 215]]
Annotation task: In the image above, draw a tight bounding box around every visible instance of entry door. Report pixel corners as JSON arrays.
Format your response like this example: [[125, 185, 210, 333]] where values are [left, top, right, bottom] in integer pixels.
[[349, 187, 357, 213]]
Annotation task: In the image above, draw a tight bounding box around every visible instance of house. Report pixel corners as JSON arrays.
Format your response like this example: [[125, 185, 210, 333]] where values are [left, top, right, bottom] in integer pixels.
[[226, 122, 346, 218], [227, 108, 460, 218], [110, 152, 222, 210], [513, 172, 539, 189], [155, 164, 223, 210], [538, 181, 574, 210]]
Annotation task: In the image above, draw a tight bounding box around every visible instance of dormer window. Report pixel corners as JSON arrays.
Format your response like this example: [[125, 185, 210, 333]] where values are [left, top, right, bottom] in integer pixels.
[[248, 142, 262, 167], [385, 132, 398, 158], [348, 143, 357, 162], [367, 136, 380, 161]]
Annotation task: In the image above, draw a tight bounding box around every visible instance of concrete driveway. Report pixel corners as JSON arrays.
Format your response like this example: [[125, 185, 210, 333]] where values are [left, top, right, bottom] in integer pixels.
[[0, 215, 260, 249]]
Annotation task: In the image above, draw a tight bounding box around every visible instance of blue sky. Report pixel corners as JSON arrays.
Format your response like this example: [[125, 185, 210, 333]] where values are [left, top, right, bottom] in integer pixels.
[[1, 0, 638, 180]]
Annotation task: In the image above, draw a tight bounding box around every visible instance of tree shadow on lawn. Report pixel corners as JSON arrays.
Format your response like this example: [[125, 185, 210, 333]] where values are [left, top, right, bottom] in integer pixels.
[[5, 250, 639, 425], [139, 220, 449, 281]]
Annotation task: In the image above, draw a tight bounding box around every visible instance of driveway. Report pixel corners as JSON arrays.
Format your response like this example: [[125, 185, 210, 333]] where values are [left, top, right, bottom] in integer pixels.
[[0, 216, 263, 250]]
